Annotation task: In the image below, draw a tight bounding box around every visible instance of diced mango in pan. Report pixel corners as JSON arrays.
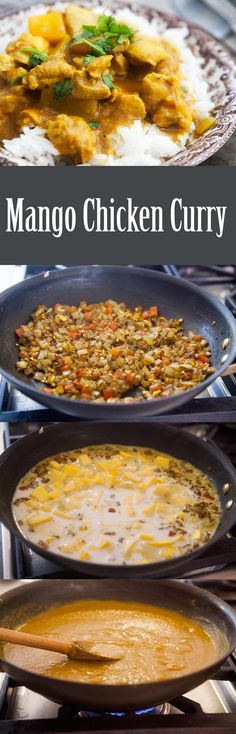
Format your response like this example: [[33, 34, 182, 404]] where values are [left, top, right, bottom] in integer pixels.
[[54, 509, 70, 519], [31, 485, 49, 502], [50, 470, 63, 482], [28, 513, 52, 528], [150, 535, 182, 546], [29, 12, 66, 44], [155, 455, 170, 469], [62, 463, 81, 476], [161, 547, 176, 560], [48, 488, 62, 500], [155, 502, 167, 512], [27, 499, 38, 509], [123, 537, 138, 558], [60, 539, 81, 554], [80, 550, 90, 561], [79, 454, 92, 466], [100, 539, 111, 549], [49, 460, 61, 470], [142, 503, 155, 516]]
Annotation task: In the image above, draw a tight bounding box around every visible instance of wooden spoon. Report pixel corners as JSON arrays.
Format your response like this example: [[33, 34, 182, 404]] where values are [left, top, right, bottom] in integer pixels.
[[0, 627, 123, 662]]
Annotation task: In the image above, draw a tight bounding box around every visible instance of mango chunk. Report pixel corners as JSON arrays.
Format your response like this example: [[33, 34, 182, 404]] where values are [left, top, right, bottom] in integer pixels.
[[48, 488, 62, 500], [155, 455, 170, 469], [31, 485, 49, 502], [62, 463, 81, 476], [79, 453, 92, 466], [29, 12, 66, 44], [80, 550, 90, 561], [140, 533, 154, 541], [49, 460, 61, 469], [28, 512, 52, 528], [143, 503, 155, 516]]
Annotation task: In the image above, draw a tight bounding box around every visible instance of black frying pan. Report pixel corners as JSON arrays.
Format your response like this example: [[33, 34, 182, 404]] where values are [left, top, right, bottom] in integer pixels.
[[0, 579, 235, 710], [0, 422, 235, 577], [0, 266, 235, 419]]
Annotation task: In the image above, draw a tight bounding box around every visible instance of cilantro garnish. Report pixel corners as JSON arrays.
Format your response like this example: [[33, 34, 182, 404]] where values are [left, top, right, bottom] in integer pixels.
[[102, 73, 116, 89], [22, 46, 48, 69], [10, 72, 27, 86], [53, 78, 73, 100], [69, 13, 135, 57], [88, 120, 100, 128], [83, 54, 95, 67]]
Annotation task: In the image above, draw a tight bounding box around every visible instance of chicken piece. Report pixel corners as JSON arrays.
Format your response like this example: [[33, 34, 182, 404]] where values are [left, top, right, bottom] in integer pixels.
[[153, 102, 192, 132], [0, 54, 15, 80], [0, 87, 28, 115], [87, 55, 112, 80], [126, 36, 167, 67], [99, 91, 145, 130], [18, 107, 48, 130], [6, 33, 49, 65], [72, 56, 84, 69], [142, 73, 192, 132], [46, 114, 96, 162], [64, 4, 98, 36], [41, 86, 98, 118], [157, 41, 180, 75], [111, 53, 129, 77], [6, 67, 27, 86], [72, 69, 111, 99], [23, 59, 74, 90]]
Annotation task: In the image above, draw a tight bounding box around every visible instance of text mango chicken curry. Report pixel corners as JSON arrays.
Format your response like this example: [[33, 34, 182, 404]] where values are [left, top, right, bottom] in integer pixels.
[[0, 4, 215, 163]]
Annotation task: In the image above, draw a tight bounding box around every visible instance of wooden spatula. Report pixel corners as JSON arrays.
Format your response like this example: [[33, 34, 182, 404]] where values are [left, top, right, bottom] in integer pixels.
[[0, 627, 122, 662]]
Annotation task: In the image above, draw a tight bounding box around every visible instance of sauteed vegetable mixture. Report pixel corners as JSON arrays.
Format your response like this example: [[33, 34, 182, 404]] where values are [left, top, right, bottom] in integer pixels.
[[0, 4, 215, 162], [15, 300, 214, 402], [13, 444, 221, 565], [4, 599, 218, 682]]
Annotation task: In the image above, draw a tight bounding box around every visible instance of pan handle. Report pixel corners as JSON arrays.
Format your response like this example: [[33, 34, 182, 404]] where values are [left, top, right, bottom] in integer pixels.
[[221, 362, 236, 377]]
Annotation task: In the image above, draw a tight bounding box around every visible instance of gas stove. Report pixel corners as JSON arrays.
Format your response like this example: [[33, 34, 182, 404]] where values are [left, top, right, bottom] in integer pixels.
[[0, 650, 235, 732], [0, 265, 236, 580]]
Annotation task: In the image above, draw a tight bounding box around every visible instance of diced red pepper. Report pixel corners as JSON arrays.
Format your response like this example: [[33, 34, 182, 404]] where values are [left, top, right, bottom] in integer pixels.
[[103, 388, 114, 399], [197, 353, 209, 364], [149, 306, 158, 317], [68, 330, 78, 340], [15, 327, 25, 337]]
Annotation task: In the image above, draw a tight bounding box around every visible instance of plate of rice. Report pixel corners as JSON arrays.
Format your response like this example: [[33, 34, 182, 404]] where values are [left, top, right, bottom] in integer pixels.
[[0, 0, 235, 166]]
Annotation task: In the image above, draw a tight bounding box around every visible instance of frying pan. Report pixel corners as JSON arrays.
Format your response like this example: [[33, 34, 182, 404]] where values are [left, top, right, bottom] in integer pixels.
[[0, 422, 235, 578], [0, 579, 235, 710], [0, 266, 235, 419]]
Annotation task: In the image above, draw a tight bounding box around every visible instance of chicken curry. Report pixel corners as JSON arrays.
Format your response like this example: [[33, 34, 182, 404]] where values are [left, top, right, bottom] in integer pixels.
[[0, 4, 215, 163], [4, 598, 218, 683]]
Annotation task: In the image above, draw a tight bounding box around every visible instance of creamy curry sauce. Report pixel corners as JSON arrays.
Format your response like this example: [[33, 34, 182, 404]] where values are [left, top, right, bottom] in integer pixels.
[[0, 4, 215, 162], [4, 599, 218, 683], [13, 444, 221, 566]]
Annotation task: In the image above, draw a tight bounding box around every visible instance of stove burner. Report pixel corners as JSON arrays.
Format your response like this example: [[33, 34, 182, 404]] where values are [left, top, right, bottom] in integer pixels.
[[79, 704, 170, 717]]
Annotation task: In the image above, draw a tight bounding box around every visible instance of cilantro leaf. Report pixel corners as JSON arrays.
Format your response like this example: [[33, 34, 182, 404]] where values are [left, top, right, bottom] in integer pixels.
[[22, 46, 48, 68], [10, 72, 27, 86], [88, 120, 100, 128], [68, 29, 94, 47], [83, 54, 95, 67], [53, 78, 73, 100], [102, 73, 116, 89]]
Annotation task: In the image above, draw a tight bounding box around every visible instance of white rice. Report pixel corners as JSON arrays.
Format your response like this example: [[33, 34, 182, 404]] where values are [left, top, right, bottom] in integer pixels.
[[0, 3, 214, 166]]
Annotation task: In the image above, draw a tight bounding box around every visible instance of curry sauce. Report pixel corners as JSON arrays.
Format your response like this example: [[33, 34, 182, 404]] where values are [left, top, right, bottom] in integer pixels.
[[0, 4, 215, 162], [4, 599, 218, 683]]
